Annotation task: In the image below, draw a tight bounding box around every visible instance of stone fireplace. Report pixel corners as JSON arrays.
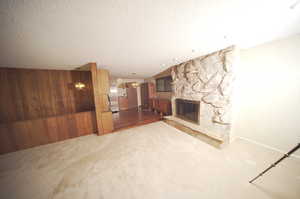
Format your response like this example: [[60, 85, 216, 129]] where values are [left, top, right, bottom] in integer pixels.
[[167, 46, 237, 144], [175, 99, 200, 124]]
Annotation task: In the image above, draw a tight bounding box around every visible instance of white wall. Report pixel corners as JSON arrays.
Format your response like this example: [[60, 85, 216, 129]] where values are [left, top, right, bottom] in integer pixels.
[[232, 34, 300, 156]]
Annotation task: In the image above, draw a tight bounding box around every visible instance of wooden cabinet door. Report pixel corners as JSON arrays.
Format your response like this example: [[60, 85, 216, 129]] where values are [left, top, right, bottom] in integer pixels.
[[154, 99, 159, 110], [141, 83, 149, 109], [159, 99, 172, 115], [149, 98, 154, 110], [148, 82, 156, 98]]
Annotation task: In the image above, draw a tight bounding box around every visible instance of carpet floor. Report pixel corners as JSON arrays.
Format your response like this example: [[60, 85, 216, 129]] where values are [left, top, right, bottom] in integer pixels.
[[0, 121, 299, 199]]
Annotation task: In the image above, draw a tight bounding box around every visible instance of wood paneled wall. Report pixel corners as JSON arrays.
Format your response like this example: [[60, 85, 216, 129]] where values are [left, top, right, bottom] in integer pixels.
[[0, 68, 94, 123], [0, 68, 96, 154], [90, 64, 114, 135], [0, 111, 97, 154]]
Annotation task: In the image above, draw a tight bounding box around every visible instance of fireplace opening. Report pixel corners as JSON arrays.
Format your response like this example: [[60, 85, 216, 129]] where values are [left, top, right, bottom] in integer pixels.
[[176, 99, 200, 123]]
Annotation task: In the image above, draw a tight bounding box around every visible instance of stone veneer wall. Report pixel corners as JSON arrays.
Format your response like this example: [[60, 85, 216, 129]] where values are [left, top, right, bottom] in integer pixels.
[[170, 46, 237, 143]]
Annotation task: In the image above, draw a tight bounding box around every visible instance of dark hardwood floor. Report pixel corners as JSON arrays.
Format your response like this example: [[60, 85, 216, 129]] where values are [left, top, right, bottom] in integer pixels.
[[112, 107, 161, 131]]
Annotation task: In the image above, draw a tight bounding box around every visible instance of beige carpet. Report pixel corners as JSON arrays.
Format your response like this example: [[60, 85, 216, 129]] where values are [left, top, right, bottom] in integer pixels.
[[0, 121, 299, 199]]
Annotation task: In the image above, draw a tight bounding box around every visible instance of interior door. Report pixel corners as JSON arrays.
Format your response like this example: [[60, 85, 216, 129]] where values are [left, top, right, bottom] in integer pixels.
[[127, 87, 138, 109]]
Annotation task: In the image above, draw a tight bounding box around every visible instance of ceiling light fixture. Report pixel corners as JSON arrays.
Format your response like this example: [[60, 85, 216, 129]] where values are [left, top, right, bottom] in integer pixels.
[[131, 82, 139, 88]]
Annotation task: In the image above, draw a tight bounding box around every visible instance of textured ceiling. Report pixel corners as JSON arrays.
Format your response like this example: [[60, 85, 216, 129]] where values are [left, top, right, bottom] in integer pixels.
[[0, 0, 300, 78]]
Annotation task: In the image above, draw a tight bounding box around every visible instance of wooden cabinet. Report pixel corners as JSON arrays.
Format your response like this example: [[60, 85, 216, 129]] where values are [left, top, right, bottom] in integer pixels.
[[158, 99, 172, 115], [148, 82, 156, 98], [141, 82, 156, 109], [141, 83, 149, 109], [149, 98, 172, 116]]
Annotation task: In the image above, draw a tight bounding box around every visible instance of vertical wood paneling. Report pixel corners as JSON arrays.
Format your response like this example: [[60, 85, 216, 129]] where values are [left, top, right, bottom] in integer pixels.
[[98, 69, 109, 94], [45, 117, 59, 143], [10, 121, 32, 150], [0, 111, 97, 154], [101, 112, 114, 133], [90, 64, 114, 135], [68, 114, 78, 138], [0, 124, 14, 154], [0, 68, 97, 155], [75, 112, 91, 136], [1, 70, 17, 121], [8, 70, 24, 121], [0, 68, 94, 123], [20, 69, 40, 119], [31, 119, 49, 146], [56, 115, 69, 141], [141, 83, 149, 109], [91, 111, 97, 133]]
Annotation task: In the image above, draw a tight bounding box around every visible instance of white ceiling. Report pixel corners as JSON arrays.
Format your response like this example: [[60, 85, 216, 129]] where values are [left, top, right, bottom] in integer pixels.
[[0, 0, 299, 78]]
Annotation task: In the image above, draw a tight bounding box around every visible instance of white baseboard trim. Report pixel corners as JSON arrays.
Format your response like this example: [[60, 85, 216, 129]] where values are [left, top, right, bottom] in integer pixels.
[[238, 136, 300, 159]]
